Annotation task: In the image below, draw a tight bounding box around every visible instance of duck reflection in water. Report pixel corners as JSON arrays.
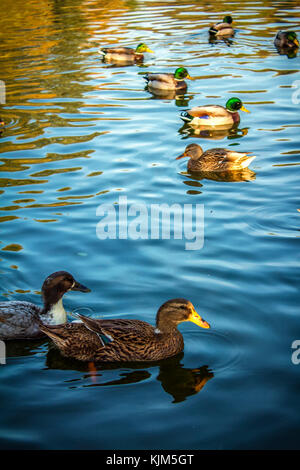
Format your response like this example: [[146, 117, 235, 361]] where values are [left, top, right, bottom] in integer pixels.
[[208, 34, 234, 47], [178, 122, 249, 141], [147, 90, 193, 107], [182, 168, 256, 184], [45, 348, 213, 403]]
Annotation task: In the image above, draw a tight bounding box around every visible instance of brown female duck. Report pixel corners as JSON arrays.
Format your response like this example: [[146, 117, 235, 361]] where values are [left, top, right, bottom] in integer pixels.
[[176, 143, 256, 172], [39, 298, 210, 362]]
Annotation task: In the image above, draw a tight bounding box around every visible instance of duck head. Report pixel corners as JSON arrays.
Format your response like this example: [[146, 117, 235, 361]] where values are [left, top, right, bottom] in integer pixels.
[[156, 298, 210, 333], [226, 97, 249, 114], [41, 271, 90, 319], [287, 31, 299, 47], [223, 15, 233, 24], [135, 43, 154, 54], [174, 67, 193, 81], [176, 143, 203, 161]]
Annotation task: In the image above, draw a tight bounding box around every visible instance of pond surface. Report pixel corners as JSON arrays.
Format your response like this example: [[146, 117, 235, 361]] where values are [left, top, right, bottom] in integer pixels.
[[0, 0, 299, 450]]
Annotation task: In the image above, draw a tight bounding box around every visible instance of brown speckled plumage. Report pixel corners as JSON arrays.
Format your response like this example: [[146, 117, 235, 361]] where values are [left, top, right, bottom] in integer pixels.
[[39, 298, 210, 363]]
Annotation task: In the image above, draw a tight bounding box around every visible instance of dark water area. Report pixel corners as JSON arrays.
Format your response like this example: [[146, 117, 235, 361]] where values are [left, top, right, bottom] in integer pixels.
[[0, 0, 299, 450]]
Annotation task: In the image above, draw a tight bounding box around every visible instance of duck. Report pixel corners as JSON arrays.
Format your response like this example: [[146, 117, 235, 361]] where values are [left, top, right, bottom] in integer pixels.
[[180, 97, 250, 128], [0, 271, 90, 340], [143, 67, 193, 92], [209, 15, 234, 36], [39, 298, 210, 362], [99, 43, 153, 63], [274, 31, 299, 49], [176, 143, 256, 172]]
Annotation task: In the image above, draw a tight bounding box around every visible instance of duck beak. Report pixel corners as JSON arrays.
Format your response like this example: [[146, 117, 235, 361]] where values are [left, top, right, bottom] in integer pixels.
[[71, 281, 91, 293], [294, 39, 299, 47], [176, 152, 187, 160], [189, 307, 210, 329], [241, 105, 250, 113], [146, 47, 154, 53], [186, 74, 194, 80]]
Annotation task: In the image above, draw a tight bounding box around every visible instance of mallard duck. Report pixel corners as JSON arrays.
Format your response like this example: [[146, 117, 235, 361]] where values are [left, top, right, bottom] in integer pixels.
[[180, 97, 250, 128], [99, 43, 153, 63], [209, 15, 234, 36], [177, 143, 256, 172], [39, 298, 210, 362], [143, 67, 193, 91], [0, 271, 90, 340], [274, 31, 299, 49]]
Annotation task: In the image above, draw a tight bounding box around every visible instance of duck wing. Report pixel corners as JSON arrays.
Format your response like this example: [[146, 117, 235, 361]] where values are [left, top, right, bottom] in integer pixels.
[[212, 22, 232, 31], [39, 318, 159, 362], [202, 149, 256, 169], [101, 46, 134, 55], [143, 73, 175, 85], [0, 301, 42, 339], [99, 47, 135, 57], [72, 313, 154, 343], [188, 105, 228, 119]]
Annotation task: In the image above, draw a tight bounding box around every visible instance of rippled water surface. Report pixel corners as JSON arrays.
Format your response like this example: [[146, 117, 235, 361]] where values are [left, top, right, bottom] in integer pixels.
[[0, 0, 299, 450]]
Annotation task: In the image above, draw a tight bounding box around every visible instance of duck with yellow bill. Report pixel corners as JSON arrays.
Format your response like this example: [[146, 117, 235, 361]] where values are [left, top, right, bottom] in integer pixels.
[[39, 298, 210, 362]]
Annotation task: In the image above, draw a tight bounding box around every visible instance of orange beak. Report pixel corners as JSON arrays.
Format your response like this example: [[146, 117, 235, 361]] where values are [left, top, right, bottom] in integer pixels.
[[188, 307, 210, 329], [176, 152, 188, 160]]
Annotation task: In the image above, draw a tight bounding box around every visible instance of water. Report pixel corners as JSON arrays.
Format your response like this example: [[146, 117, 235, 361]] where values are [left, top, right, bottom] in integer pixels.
[[0, 0, 299, 450]]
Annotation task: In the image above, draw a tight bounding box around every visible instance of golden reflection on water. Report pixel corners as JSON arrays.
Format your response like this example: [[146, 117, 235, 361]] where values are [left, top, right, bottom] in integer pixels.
[[0, 0, 299, 265]]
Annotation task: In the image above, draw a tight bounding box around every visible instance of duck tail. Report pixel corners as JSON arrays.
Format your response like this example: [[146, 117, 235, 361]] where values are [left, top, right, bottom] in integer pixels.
[[241, 155, 256, 168], [209, 27, 218, 35], [38, 322, 69, 348], [98, 49, 106, 56], [180, 111, 193, 123]]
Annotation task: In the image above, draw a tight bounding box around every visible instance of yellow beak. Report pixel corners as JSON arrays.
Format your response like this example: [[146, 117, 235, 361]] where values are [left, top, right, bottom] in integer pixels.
[[145, 47, 154, 53], [241, 105, 250, 113], [294, 39, 299, 47], [176, 153, 187, 160], [186, 74, 194, 80], [189, 307, 210, 329]]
